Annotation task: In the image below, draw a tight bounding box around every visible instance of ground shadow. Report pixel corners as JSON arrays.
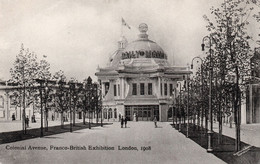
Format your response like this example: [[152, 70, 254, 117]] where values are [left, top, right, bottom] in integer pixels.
[[0, 122, 113, 145], [171, 124, 260, 164]]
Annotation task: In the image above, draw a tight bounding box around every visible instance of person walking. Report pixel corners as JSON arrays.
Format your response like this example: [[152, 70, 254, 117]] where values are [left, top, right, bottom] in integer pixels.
[[124, 116, 128, 128], [121, 116, 124, 128], [12, 113, 15, 121], [26, 116, 29, 128], [153, 116, 157, 128], [119, 113, 121, 122]]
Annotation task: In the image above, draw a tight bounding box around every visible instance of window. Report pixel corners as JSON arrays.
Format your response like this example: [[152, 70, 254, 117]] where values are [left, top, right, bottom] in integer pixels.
[[132, 83, 137, 95], [148, 83, 153, 95], [108, 108, 112, 119], [160, 83, 162, 96], [105, 83, 109, 95], [104, 109, 107, 119], [170, 84, 173, 96], [10, 96, 17, 107], [0, 96, 4, 108], [140, 83, 145, 95], [114, 85, 117, 96], [114, 109, 117, 118], [164, 83, 167, 96], [118, 84, 120, 96]]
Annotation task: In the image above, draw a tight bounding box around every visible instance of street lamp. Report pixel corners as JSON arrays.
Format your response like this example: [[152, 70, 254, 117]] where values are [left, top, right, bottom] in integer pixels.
[[39, 81, 44, 137], [177, 81, 182, 132], [185, 75, 190, 138], [69, 83, 74, 133], [97, 84, 103, 127], [73, 94, 77, 126], [170, 91, 175, 127], [202, 35, 214, 152], [191, 56, 206, 133], [35, 79, 45, 137], [44, 82, 50, 132]]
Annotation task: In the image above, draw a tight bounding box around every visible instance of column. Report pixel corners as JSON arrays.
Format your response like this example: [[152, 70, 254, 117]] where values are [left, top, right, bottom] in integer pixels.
[[158, 77, 161, 98], [4, 91, 9, 120]]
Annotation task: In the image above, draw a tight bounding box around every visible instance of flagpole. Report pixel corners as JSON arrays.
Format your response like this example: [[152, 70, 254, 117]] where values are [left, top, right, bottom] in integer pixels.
[[121, 22, 123, 37]]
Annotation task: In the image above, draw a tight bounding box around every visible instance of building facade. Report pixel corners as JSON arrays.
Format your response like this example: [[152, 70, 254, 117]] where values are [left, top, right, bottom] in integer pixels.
[[245, 47, 260, 124], [0, 83, 33, 121], [95, 23, 191, 122]]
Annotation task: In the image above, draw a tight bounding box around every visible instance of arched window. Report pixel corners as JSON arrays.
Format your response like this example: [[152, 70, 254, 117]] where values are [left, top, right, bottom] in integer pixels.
[[114, 109, 117, 119], [0, 96, 4, 108], [104, 109, 107, 119], [10, 96, 17, 107], [108, 108, 112, 119]]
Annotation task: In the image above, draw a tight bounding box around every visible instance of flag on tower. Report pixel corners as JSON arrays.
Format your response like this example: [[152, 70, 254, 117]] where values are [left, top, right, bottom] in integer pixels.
[[122, 18, 131, 29]]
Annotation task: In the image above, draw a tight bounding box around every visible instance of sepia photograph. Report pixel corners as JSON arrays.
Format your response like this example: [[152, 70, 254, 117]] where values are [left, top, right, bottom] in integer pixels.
[[0, 0, 260, 163]]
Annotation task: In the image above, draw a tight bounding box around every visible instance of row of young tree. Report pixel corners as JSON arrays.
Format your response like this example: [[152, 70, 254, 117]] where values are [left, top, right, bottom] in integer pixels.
[[175, 0, 260, 152], [9, 44, 101, 134]]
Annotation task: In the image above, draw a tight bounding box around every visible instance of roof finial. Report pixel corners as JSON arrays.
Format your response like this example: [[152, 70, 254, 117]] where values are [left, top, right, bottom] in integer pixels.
[[138, 23, 148, 40]]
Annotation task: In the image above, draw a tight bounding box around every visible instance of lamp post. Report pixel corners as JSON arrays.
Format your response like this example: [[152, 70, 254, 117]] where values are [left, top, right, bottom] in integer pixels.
[[191, 56, 206, 133], [170, 91, 175, 127], [69, 83, 74, 133], [40, 81, 44, 137], [86, 76, 92, 129], [19, 62, 26, 134], [185, 76, 190, 138], [73, 94, 77, 126], [202, 35, 213, 152], [98, 85, 103, 127], [177, 81, 182, 132], [35, 79, 44, 137], [44, 83, 49, 132]]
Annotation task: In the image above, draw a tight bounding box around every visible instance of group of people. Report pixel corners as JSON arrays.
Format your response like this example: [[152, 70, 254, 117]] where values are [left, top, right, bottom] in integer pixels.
[[120, 116, 128, 128], [119, 114, 158, 128]]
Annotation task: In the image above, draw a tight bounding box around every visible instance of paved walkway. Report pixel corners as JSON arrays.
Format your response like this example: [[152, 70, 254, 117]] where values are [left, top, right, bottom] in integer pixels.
[[0, 122, 225, 164], [0, 119, 103, 133], [212, 122, 260, 147]]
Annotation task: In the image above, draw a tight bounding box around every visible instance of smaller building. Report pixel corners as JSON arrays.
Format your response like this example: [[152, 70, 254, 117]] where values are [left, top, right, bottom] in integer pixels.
[[246, 47, 260, 124], [0, 82, 33, 121]]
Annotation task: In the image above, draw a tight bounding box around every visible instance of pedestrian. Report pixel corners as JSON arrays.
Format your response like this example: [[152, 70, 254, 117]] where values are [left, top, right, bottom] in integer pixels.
[[12, 113, 15, 121], [124, 116, 128, 128], [121, 116, 124, 128], [52, 114, 54, 121], [26, 115, 29, 128], [153, 116, 157, 128], [119, 113, 121, 122]]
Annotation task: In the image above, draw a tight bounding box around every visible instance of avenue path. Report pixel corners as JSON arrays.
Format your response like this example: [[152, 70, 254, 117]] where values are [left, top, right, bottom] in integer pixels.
[[0, 122, 225, 164]]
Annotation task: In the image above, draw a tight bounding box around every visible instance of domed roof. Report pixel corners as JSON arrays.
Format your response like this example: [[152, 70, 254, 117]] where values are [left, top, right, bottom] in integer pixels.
[[122, 23, 167, 60], [123, 39, 164, 53]]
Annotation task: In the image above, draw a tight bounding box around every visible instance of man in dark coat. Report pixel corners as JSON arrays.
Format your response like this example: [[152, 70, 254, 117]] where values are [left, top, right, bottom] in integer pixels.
[[26, 116, 29, 128], [12, 113, 15, 121], [153, 116, 157, 128], [121, 116, 124, 128], [124, 117, 128, 128]]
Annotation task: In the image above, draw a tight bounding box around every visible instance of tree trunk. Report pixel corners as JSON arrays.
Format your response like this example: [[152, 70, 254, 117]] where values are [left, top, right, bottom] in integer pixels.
[[73, 105, 76, 126], [61, 111, 64, 128], [83, 111, 86, 125]]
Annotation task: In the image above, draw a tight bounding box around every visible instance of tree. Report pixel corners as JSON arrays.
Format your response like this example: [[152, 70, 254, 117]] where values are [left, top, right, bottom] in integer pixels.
[[52, 71, 69, 128], [203, 0, 254, 151], [10, 44, 51, 134]]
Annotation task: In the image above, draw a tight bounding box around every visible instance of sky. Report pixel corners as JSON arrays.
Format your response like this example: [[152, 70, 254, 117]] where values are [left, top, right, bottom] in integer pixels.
[[0, 0, 259, 81]]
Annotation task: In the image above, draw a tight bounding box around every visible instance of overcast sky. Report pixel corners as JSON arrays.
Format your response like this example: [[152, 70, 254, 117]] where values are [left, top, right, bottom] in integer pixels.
[[0, 0, 259, 81]]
